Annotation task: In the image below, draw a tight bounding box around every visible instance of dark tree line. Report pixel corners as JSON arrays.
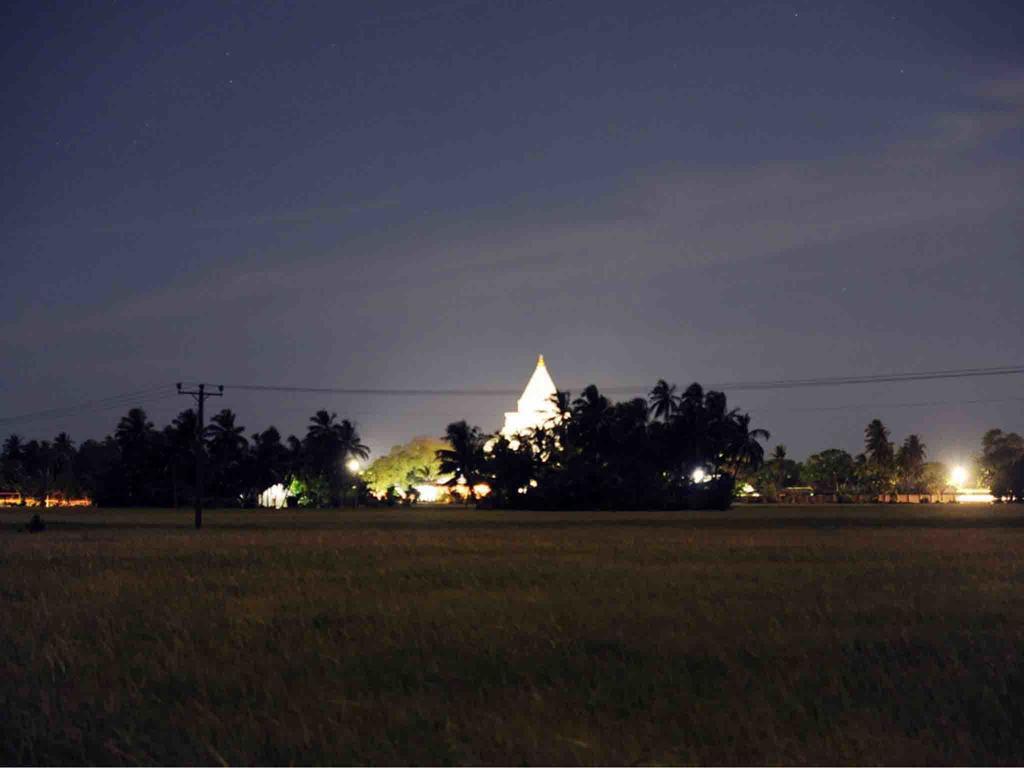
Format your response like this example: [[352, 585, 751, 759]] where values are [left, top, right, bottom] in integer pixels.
[[1, 407, 368, 508], [780, 419, 934, 498], [745, 419, 1024, 502], [980, 429, 1024, 501], [438, 381, 770, 510]]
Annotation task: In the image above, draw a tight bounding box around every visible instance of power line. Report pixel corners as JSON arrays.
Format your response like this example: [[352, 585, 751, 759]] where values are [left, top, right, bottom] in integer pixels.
[[222, 364, 1024, 398], [0, 386, 171, 423], [715, 365, 1024, 392], [1, 364, 1021, 431], [758, 395, 1024, 414], [0, 387, 178, 428]]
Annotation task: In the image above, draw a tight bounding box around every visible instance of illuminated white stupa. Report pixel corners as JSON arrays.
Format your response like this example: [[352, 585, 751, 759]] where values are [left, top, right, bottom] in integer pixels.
[[500, 354, 561, 439]]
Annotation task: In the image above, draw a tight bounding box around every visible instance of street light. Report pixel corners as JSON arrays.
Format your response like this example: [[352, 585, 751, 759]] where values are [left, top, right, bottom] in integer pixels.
[[346, 458, 361, 474], [949, 465, 968, 489]]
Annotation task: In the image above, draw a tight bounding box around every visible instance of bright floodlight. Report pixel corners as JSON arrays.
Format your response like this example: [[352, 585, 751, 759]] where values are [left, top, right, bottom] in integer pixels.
[[950, 465, 968, 488], [691, 468, 707, 484], [346, 458, 361, 474]]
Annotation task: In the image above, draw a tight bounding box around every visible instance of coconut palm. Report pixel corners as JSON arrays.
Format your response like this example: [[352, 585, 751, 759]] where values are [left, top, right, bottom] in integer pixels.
[[336, 419, 369, 466], [302, 411, 368, 506], [165, 409, 198, 507], [648, 379, 678, 422], [205, 409, 247, 458], [770, 444, 789, 488], [1, 434, 26, 503], [115, 408, 155, 454], [864, 418, 896, 493], [437, 421, 485, 499], [205, 409, 248, 502], [897, 434, 927, 492], [726, 412, 771, 477], [114, 408, 158, 503], [20, 440, 56, 506], [864, 419, 894, 465], [50, 432, 77, 499]]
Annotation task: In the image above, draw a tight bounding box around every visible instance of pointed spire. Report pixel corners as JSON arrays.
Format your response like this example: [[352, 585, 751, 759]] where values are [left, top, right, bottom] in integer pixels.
[[501, 354, 560, 438]]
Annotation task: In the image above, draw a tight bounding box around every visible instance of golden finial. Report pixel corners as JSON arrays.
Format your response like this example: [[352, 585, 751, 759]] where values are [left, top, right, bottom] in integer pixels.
[[537, 353, 545, 366]]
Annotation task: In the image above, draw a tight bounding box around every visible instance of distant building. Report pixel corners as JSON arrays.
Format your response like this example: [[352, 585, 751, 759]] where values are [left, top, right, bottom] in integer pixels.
[[499, 354, 561, 442]]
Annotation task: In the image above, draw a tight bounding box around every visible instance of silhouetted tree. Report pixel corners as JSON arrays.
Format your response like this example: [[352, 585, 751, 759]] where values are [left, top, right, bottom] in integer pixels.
[[302, 411, 368, 506], [114, 408, 160, 504], [205, 409, 248, 504], [804, 449, 856, 496], [165, 409, 198, 507], [247, 427, 289, 502], [1, 434, 26, 504], [896, 434, 927, 492], [862, 419, 897, 494], [437, 421, 485, 501], [980, 429, 1024, 501], [649, 380, 678, 422]]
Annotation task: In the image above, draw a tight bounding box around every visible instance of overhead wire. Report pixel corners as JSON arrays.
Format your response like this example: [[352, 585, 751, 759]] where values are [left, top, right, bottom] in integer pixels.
[[0, 387, 179, 428], [1, 364, 1021, 431], [221, 364, 1024, 398]]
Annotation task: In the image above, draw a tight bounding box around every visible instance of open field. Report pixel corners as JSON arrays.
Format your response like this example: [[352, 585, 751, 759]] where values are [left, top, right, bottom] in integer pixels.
[[2, 504, 1023, 765]]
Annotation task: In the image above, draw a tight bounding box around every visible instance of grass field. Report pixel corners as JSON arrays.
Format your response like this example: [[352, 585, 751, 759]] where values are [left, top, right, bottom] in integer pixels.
[[2, 504, 1023, 765]]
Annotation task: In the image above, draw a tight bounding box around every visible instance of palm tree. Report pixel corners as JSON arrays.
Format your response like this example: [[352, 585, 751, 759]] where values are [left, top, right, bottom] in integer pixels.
[[551, 390, 572, 416], [51, 432, 76, 500], [304, 411, 367, 506], [115, 408, 157, 503], [864, 418, 896, 494], [437, 421, 485, 500], [726, 412, 770, 477], [248, 427, 289, 503], [649, 380, 678, 422], [286, 434, 304, 470], [572, 385, 609, 417], [897, 434, 927, 492], [770, 444, 788, 488], [205, 409, 247, 457], [2, 434, 26, 503], [678, 383, 705, 419], [336, 419, 369, 466], [20, 440, 56, 506], [165, 409, 198, 507], [2, 434, 23, 459], [115, 408, 155, 454], [205, 409, 248, 503], [864, 419, 893, 465], [53, 432, 74, 457]]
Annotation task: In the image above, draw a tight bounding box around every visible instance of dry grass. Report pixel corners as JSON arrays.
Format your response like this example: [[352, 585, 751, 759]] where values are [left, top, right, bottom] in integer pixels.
[[2, 504, 1023, 764]]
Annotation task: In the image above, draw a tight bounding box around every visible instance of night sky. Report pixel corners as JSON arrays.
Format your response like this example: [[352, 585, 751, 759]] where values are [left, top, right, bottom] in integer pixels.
[[2, 0, 1022, 464]]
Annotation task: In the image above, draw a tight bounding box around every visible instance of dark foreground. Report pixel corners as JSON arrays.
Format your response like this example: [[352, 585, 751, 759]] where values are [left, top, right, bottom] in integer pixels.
[[2, 504, 1022, 765]]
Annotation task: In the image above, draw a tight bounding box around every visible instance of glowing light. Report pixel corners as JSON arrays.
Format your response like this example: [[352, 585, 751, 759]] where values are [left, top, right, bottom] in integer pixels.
[[258, 483, 292, 509], [346, 458, 362, 474], [956, 490, 995, 503], [691, 468, 707, 484], [414, 484, 441, 502], [949, 466, 968, 488], [0, 492, 93, 508]]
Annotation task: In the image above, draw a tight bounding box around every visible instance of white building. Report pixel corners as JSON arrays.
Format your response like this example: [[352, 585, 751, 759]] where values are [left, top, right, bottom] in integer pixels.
[[498, 354, 562, 443]]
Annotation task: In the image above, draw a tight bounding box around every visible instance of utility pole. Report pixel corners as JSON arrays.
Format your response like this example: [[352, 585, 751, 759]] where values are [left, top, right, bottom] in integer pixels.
[[176, 382, 223, 529]]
